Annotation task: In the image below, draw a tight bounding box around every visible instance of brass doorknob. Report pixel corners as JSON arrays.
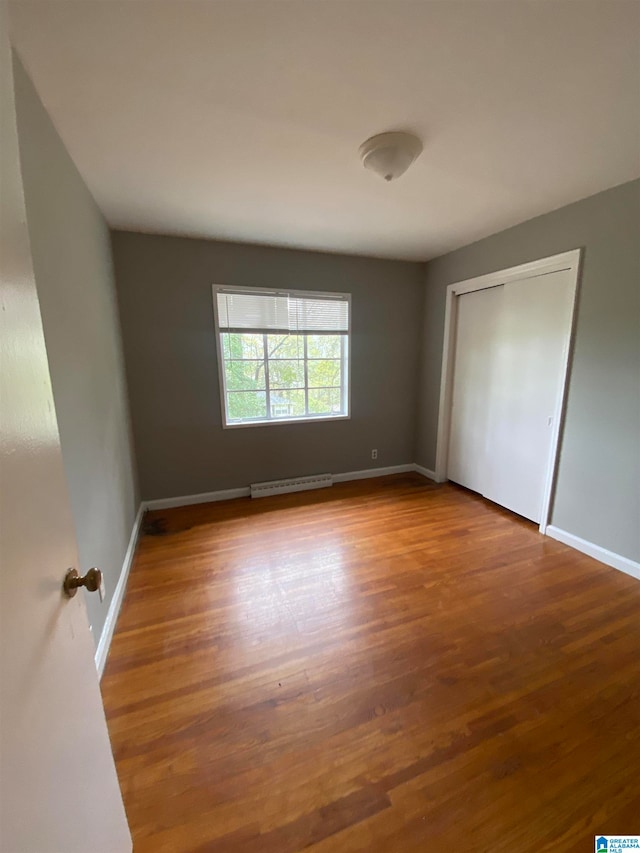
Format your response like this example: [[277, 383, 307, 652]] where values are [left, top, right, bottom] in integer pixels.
[[63, 567, 103, 598]]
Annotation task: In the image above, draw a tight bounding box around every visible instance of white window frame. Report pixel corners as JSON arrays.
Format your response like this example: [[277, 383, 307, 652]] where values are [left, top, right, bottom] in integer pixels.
[[212, 285, 352, 429]]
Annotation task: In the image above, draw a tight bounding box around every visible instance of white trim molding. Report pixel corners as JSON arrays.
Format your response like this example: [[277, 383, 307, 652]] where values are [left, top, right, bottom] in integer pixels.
[[546, 526, 640, 582], [434, 248, 583, 532], [144, 486, 251, 511], [414, 464, 437, 481], [333, 464, 415, 483], [144, 465, 419, 510], [95, 503, 145, 679]]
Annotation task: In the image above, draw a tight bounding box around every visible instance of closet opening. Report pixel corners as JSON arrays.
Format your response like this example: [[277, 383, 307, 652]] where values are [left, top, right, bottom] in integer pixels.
[[434, 249, 582, 532]]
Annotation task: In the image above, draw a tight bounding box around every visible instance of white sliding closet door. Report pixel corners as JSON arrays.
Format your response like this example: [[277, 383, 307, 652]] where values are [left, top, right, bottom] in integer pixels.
[[483, 269, 574, 521], [448, 286, 503, 494], [447, 269, 574, 523]]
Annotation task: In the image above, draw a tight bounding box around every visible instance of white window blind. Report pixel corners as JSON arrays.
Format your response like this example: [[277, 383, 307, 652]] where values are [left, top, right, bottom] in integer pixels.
[[216, 289, 349, 333]]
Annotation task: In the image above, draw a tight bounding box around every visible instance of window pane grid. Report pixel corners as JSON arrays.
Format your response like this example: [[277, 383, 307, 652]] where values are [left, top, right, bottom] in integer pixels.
[[225, 386, 341, 392], [218, 308, 349, 424], [223, 357, 341, 362], [225, 329, 345, 420], [224, 359, 349, 363]]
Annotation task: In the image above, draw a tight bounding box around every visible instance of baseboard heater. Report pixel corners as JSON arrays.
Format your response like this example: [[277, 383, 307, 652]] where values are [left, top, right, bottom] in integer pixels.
[[250, 473, 333, 498]]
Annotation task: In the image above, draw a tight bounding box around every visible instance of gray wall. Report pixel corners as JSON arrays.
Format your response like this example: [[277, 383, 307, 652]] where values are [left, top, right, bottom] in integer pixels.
[[14, 55, 140, 648], [416, 179, 640, 563], [111, 231, 424, 500]]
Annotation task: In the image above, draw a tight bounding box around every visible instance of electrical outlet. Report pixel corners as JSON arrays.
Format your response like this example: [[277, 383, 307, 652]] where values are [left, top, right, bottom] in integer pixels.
[[371, 449, 378, 460]]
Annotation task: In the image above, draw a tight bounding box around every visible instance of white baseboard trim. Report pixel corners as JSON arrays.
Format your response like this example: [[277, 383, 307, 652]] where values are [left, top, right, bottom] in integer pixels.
[[95, 503, 145, 679], [144, 487, 250, 511], [143, 465, 419, 511], [333, 464, 415, 483], [546, 525, 640, 582], [413, 464, 437, 481]]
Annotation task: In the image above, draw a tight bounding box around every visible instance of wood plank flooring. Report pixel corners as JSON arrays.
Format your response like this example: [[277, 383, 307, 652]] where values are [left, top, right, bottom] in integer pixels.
[[101, 474, 640, 852]]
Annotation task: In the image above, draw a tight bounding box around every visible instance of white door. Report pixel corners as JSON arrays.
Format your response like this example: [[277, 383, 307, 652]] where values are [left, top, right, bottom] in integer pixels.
[[483, 270, 575, 521], [447, 269, 573, 523], [0, 15, 131, 853], [448, 285, 503, 494]]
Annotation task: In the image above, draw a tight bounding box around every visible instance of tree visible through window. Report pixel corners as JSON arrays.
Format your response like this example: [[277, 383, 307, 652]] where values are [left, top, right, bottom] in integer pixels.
[[213, 287, 350, 426]]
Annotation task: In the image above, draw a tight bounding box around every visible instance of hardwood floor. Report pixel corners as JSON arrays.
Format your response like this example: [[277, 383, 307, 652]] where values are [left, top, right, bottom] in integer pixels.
[[101, 474, 640, 852]]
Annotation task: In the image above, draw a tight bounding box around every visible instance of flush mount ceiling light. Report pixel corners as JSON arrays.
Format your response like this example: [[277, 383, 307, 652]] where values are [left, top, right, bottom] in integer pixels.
[[359, 131, 423, 182]]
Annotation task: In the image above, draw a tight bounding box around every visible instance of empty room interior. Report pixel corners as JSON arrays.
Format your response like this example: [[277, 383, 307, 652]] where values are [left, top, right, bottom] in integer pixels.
[[2, 1, 640, 851]]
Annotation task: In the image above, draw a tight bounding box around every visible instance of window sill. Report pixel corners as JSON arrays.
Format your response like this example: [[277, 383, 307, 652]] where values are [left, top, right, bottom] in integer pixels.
[[222, 414, 350, 430]]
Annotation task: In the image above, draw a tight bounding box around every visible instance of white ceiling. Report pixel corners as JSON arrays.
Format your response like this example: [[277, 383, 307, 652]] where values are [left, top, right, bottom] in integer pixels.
[[9, 0, 640, 261]]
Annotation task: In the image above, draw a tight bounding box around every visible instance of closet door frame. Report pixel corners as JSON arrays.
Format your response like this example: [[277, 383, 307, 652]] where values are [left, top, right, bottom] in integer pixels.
[[434, 248, 583, 534]]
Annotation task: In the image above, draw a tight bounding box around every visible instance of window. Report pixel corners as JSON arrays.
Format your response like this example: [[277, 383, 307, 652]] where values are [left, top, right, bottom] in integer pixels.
[[213, 286, 351, 427]]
